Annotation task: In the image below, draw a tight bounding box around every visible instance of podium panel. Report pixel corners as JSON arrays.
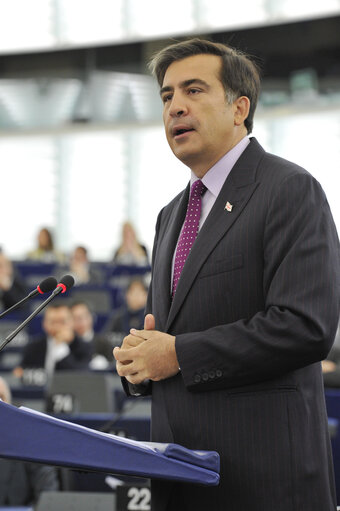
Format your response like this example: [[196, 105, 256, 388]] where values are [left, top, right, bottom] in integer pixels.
[[0, 401, 220, 486], [36, 492, 115, 511]]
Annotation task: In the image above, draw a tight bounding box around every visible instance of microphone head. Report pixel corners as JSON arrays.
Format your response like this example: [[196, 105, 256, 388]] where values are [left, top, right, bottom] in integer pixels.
[[57, 275, 75, 294], [37, 277, 58, 294]]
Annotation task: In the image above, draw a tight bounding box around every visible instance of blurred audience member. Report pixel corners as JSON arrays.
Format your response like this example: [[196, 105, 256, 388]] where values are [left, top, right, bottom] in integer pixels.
[[0, 252, 27, 311], [26, 227, 65, 264], [71, 300, 96, 343], [14, 303, 92, 379], [71, 300, 112, 369], [113, 222, 149, 266], [0, 376, 59, 506], [105, 278, 148, 346], [322, 320, 340, 387], [63, 245, 104, 285]]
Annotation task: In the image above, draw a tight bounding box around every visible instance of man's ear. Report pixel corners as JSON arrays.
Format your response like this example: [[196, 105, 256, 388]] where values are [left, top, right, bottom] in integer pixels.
[[234, 96, 250, 127]]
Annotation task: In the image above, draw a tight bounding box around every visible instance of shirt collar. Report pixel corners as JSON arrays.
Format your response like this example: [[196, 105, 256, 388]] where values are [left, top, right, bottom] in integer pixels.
[[190, 135, 250, 197]]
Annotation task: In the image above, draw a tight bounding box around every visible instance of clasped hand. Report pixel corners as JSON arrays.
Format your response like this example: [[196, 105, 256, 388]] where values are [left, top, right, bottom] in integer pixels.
[[113, 314, 179, 384]]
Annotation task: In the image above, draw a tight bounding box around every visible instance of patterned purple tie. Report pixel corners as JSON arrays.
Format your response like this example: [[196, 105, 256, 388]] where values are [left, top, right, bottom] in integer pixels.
[[172, 179, 206, 296]]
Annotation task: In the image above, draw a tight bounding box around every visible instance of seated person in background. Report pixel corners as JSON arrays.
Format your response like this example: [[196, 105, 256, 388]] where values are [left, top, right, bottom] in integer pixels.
[[113, 221, 149, 266], [0, 251, 27, 311], [14, 302, 92, 379], [61, 245, 104, 285], [105, 278, 148, 347], [26, 227, 65, 264], [70, 300, 111, 369], [322, 319, 340, 387], [0, 376, 59, 506]]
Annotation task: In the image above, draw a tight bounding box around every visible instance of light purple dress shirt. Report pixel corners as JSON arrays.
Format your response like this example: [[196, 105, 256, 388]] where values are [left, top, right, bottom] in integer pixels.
[[171, 136, 250, 288]]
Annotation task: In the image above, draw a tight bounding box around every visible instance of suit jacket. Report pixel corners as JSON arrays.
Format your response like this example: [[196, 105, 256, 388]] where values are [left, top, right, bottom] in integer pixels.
[[21, 334, 92, 370], [0, 458, 59, 505], [0, 275, 27, 310], [125, 138, 340, 511]]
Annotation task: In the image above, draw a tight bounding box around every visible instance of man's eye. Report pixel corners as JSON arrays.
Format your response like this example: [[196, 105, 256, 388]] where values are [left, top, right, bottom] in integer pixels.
[[188, 88, 200, 95], [162, 94, 172, 103]]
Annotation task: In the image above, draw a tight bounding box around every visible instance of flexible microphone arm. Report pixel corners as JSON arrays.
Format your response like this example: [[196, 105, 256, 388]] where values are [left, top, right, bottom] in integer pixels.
[[0, 276, 58, 319], [0, 275, 74, 353]]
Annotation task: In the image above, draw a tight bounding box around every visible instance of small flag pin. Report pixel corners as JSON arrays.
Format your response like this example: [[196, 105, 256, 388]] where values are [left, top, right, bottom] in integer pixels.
[[225, 201, 233, 212]]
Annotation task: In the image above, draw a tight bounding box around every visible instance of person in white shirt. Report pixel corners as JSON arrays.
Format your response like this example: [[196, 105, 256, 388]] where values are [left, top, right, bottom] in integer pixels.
[[14, 303, 92, 379]]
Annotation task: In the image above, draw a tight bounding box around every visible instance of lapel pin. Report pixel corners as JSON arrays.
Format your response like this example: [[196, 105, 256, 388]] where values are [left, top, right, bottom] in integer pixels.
[[224, 201, 233, 212]]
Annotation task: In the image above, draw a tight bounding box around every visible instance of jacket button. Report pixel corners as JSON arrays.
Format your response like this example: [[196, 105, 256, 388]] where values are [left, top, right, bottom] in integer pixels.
[[216, 369, 223, 378], [194, 374, 201, 383], [209, 370, 216, 379], [202, 373, 209, 381]]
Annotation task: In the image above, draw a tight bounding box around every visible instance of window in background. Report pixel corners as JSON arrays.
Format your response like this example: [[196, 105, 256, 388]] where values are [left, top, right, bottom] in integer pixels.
[[127, 0, 195, 38], [128, 126, 189, 254], [89, 72, 161, 123], [268, 0, 340, 19], [0, 0, 339, 53], [0, 111, 339, 262], [267, 110, 340, 233], [0, 0, 55, 52], [0, 78, 81, 129], [251, 120, 271, 152], [56, 0, 124, 44], [197, 0, 266, 29], [0, 137, 57, 258], [57, 132, 127, 260]]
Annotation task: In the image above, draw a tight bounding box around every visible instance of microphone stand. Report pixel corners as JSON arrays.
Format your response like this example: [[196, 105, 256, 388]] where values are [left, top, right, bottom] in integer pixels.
[[0, 277, 57, 319], [0, 290, 39, 319], [0, 290, 62, 353]]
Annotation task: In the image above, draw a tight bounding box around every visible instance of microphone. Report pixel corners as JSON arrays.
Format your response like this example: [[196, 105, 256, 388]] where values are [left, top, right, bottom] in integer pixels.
[[0, 276, 58, 319], [0, 275, 75, 353], [52, 275, 75, 297]]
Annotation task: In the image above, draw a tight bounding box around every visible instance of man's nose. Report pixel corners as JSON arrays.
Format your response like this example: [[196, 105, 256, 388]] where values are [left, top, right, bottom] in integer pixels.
[[169, 92, 188, 117]]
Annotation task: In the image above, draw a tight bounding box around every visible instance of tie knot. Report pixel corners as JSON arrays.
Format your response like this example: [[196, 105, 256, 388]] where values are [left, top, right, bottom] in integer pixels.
[[191, 179, 206, 198]]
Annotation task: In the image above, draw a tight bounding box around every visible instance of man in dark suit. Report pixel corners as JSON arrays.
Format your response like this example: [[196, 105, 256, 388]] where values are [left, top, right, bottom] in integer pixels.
[[70, 300, 113, 368], [0, 252, 27, 311], [114, 39, 340, 510], [16, 302, 92, 378]]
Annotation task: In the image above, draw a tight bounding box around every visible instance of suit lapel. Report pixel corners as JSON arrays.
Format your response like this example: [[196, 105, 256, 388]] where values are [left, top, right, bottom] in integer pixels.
[[165, 138, 264, 331], [152, 184, 190, 330]]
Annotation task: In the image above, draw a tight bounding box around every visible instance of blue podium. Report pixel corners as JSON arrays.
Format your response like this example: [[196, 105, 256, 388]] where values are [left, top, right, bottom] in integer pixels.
[[0, 401, 219, 486]]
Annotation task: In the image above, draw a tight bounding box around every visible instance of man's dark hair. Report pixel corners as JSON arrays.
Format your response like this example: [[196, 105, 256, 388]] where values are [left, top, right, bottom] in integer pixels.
[[70, 300, 92, 313], [126, 278, 148, 294], [45, 301, 71, 312], [75, 245, 88, 256], [149, 38, 261, 134]]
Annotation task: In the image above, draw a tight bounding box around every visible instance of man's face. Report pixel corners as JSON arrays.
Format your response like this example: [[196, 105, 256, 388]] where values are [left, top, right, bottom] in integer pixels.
[[126, 282, 147, 311], [0, 254, 12, 277], [72, 248, 87, 265], [71, 305, 93, 336], [161, 54, 241, 176], [0, 380, 10, 403], [43, 306, 73, 338]]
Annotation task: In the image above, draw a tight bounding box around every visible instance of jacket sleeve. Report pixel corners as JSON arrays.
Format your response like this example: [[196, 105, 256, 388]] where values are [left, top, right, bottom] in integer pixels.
[[176, 172, 340, 392]]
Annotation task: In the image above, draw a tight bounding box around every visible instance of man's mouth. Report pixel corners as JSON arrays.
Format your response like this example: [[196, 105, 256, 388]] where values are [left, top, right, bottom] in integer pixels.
[[173, 127, 195, 139]]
